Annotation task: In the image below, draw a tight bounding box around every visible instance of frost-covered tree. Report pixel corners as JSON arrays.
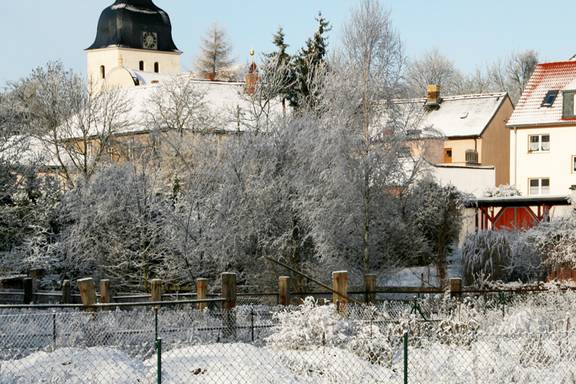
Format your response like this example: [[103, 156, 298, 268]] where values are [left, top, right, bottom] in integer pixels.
[[195, 23, 235, 81], [10, 62, 131, 186], [406, 179, 462, 285], [259, 27, 295, 115], [0, 86, 61, 271], [57, 164, 172, 289], [527, 216, 576, 271], [144, 74, 216, 180], [293, 0, 426, 276]]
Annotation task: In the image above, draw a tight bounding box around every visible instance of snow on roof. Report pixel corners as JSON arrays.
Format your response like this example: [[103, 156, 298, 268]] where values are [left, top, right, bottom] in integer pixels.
[[131, 70, 173, 85], [508, 61, 576, 127], [395, 93, 508, 138], [64, 74, 270, 139], [2, 135, 62, 169]]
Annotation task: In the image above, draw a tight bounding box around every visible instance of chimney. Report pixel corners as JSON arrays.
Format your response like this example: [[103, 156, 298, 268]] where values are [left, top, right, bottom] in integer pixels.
[[425, 84, 441, 109], [244, 49, 258, 96]]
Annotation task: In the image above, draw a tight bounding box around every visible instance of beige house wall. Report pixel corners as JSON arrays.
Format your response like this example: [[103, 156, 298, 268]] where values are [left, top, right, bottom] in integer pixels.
[[480, 98, 513, 186], [442, 138, 482, 164]]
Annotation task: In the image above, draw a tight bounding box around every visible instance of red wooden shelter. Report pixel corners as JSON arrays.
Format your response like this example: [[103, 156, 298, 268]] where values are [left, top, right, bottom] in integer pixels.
[[464, 195, 572, 231]]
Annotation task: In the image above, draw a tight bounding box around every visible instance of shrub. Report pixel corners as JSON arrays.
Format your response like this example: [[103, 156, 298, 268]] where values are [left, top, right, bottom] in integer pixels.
[[462, 231, 513, 285]]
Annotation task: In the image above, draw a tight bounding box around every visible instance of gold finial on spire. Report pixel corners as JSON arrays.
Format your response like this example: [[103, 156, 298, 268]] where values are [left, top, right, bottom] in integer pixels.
[[117, 55, 124, 68], [249, 49, 255, 63]]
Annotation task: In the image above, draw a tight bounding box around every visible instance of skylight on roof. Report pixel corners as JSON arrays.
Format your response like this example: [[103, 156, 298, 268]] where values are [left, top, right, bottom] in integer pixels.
[[541, 90, 559, 107]]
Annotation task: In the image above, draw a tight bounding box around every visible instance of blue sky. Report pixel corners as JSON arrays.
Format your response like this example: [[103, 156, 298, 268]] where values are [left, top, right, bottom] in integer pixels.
[[0, 0, 574, 85]]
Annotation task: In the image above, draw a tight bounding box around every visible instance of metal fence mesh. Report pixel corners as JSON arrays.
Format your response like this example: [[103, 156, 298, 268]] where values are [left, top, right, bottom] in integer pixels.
[[1, 296, 576, 383]]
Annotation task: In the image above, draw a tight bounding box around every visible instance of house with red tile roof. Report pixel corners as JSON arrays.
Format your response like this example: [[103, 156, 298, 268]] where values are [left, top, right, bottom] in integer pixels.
[[508, 61, 576, 196]]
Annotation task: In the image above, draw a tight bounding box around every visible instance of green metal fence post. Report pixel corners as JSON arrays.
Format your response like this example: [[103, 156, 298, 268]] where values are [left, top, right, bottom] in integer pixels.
[[154, 307, 159, 340], [156, 338, 162, 384], [403, 332, 408, 384]]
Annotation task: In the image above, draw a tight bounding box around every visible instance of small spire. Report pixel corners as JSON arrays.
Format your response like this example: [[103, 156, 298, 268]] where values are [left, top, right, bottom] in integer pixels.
[[248, 49, 257, 74], [117, 55, 124, 68], [245, 49, 258, 95]]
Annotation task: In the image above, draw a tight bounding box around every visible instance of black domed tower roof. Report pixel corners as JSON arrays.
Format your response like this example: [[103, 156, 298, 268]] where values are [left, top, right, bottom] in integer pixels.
[[87, 0, 179, 52]]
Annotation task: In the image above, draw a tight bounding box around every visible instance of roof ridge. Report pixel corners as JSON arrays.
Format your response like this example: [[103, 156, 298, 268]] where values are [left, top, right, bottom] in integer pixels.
[[538, 60, 576, 67], [394, 92, 506, 103]]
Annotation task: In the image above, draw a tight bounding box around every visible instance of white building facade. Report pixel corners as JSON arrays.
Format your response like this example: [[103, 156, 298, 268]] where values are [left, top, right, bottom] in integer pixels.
[[508, 61, 576, 196]]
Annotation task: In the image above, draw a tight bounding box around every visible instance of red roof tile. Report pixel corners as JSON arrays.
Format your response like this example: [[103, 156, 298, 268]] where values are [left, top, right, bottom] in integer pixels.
[[508, 60, 576, 127]]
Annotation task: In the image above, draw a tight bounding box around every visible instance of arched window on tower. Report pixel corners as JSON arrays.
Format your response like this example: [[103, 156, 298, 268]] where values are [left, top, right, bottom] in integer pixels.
[[139, 61, 144, 71], [154, 62, 159, 73], [100, 65, 106, 79]]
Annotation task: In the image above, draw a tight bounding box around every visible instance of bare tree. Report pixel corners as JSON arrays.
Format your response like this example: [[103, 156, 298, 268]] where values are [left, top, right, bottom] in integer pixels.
[[10, 62, 131, 186], [195, 23, 235, 81], [488, 50, 538, 103], [144, 75, 216, 176], [406, 49, 463, 97], [240, 59, 295, 132]]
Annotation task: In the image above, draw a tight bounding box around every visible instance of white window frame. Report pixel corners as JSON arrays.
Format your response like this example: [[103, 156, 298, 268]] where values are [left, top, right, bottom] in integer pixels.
[[528, 177, 550, 195], [528, 134, 550, 153]]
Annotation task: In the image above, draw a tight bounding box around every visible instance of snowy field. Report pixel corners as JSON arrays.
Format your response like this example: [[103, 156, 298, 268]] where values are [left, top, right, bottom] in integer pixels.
[[2, 336, 576, 384], [2, 292, 576, 383]]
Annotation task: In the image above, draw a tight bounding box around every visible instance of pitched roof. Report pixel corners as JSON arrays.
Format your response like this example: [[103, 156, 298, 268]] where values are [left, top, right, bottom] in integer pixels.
[[119, 78, 257, 133], [395, 92, 509, 138], [62, 73, 282, 139], [508, 61, 576, 127]]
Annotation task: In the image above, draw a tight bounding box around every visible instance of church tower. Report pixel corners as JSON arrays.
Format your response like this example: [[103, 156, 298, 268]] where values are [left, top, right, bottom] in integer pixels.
[[86, 0, 181, 89]]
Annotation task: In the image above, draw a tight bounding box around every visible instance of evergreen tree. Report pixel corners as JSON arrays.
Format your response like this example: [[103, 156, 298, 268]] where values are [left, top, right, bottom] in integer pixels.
[[269, 27, 290, 68], [289, 13, 331, 110], [261, 27, 295, 108]]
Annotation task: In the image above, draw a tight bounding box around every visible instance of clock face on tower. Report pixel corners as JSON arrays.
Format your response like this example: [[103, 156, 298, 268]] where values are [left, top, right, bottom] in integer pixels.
[[142, 32, 158, 50]]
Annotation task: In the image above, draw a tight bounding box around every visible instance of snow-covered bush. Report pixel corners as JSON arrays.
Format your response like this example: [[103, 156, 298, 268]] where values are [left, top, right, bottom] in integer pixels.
[[267, 298, 399, 366], [484, 185, 521, 198], [266, 297, 351, 349], [462, 230, 545, 285], [347, 322, 395, 366], [463, 231, 513, 285], [526, 217, 576, 270]]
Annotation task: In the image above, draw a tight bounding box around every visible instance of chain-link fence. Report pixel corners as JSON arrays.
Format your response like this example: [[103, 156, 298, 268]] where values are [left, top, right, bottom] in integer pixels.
[[1, 296, 576, 383]]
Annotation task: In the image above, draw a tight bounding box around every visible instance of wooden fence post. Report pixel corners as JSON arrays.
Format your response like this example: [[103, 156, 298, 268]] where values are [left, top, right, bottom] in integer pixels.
[[23, 277, 34, 304], [150, 279, 163, 303], [332, 271, 348, 313], [99, 279, 111, 304], [78, 278, 97, 310], [221, 272, 237, 339], [364, 273, 377, 304], [61, 280, 71, 304], [449, 278, 462, 299], [278, 276, 290, 306], [196, 278, 208, 310]]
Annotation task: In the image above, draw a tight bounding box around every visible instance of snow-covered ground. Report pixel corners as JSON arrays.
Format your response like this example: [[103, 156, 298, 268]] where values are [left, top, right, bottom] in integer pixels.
[[2, 292, 576, 383], [2, 336, 576, 384]]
